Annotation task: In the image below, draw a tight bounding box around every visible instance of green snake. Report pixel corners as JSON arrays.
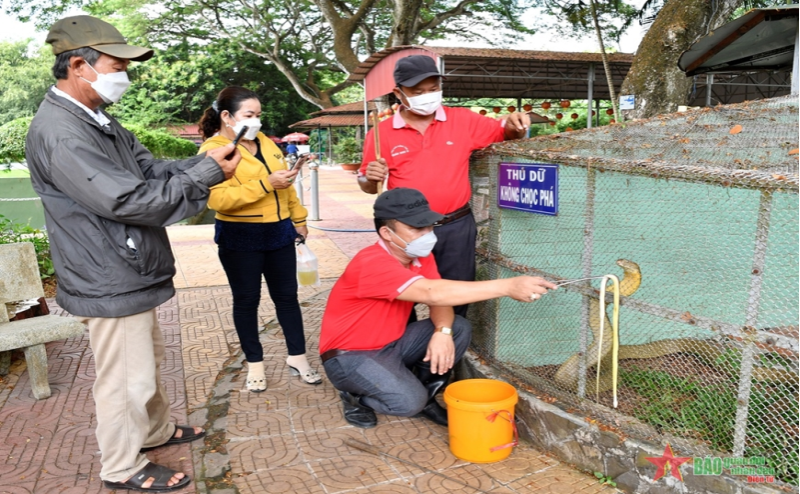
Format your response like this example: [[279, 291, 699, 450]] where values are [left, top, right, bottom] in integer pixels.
[[553, 259, 795, 393]]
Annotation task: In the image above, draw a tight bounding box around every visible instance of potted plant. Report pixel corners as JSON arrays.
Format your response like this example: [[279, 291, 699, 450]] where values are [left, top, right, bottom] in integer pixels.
[[334, 137, 362, 172]]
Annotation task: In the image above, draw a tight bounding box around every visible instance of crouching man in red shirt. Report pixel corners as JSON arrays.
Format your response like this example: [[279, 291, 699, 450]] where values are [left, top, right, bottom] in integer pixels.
[[319, 188, 556, 428]]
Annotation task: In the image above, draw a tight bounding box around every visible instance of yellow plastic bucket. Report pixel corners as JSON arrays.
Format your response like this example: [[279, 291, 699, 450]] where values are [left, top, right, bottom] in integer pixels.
[[443, 379, 519, 463]]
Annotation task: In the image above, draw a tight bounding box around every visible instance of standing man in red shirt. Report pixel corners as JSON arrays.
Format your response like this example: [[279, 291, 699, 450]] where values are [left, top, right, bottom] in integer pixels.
[[320, 188, 555, 428], [359, 55, 531, 318]]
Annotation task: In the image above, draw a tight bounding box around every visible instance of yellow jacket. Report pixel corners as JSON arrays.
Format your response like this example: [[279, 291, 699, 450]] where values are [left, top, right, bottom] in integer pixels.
[[200, 133, 307, 226]]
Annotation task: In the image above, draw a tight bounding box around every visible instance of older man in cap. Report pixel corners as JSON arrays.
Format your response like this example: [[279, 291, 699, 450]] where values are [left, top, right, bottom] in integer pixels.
[[319, 188, 555, 428], [25, 15, 240, 492], [359, 55, 531, 319]]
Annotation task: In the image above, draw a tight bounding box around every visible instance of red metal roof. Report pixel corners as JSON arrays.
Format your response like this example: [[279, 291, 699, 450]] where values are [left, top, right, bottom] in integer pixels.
[[168, 124, 201, 137], [289, 114, 368, 128]]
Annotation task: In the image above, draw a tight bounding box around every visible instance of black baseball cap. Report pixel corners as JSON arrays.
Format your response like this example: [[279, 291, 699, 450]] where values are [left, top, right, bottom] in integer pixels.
[[394, 55, 441, 87], [374, 188, 444, 227]]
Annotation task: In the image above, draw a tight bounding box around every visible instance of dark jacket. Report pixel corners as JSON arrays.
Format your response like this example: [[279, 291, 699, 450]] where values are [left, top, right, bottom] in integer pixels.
[[25, 89, 225, 317]]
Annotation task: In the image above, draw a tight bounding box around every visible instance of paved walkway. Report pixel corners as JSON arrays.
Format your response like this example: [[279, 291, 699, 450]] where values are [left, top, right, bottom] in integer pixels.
[[0, 167, 618, 493]]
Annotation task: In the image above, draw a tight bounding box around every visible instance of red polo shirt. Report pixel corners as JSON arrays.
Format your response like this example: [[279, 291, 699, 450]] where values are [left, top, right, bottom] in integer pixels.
[[360, 106, 505, 215], [319, 240, 441, 353]]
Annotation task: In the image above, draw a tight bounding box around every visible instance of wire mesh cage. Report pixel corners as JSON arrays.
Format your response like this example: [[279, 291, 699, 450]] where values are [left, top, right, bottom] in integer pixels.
[[468, 95, 799, 485]]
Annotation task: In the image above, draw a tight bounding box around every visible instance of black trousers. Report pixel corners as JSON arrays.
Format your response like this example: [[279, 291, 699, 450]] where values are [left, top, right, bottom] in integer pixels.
[[218, 243, 306, 362]]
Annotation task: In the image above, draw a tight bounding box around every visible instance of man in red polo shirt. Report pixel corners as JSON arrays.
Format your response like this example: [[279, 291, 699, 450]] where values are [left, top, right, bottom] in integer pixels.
[[320, 188, 556, 428], [359, 55, 531, 318]]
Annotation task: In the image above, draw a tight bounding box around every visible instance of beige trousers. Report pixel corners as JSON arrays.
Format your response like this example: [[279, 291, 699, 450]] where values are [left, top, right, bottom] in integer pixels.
[[76, 308, 176, 481]]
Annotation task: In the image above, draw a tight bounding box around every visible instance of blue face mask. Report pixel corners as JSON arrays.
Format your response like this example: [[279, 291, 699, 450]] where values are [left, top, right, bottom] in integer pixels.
[[388, 228, 437, 258]]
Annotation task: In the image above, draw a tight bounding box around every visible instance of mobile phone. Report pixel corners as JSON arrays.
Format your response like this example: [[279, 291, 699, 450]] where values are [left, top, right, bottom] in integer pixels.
[[288, 152, 312, 171], [225, 125, 249, 159]]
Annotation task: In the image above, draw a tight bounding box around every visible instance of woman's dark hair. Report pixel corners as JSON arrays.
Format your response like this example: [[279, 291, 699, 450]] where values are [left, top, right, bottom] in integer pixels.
[[198, 86, 260, 140], [52, 47, 101, 80]]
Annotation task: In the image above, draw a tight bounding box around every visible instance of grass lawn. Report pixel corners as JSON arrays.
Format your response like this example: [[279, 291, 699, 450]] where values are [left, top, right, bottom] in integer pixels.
[[0, 169, 31, 178]]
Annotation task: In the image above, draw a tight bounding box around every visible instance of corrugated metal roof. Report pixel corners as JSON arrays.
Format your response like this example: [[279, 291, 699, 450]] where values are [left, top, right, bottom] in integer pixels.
[[346, 45, 634, 101], [289, 114, 367, 128], [678, 5, 798, 76], [309, 101, 377, 116]]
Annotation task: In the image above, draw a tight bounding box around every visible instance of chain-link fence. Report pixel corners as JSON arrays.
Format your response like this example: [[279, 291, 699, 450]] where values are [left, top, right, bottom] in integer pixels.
[[468, 95, 799, 485]]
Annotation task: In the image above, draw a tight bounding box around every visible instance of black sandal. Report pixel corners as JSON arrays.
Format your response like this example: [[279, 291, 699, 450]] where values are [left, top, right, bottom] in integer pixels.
[[103, 462, 191, 492], [140, 425, 205, 452]]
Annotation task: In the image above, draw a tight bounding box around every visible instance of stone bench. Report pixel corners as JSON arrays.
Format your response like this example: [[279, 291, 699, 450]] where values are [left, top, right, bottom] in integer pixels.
[[0, 242, 84, 399]]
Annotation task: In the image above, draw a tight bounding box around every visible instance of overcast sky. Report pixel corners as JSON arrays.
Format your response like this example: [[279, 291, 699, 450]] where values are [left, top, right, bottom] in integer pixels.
[[1, 8, 645, 53]]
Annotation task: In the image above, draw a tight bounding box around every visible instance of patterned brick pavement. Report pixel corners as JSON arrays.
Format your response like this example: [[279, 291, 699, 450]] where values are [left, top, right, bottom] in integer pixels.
[[0, 166, 618, 493]]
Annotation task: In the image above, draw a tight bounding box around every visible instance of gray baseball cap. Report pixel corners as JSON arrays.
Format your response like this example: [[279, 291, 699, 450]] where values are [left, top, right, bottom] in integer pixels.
[[47, 15, 154, 62]]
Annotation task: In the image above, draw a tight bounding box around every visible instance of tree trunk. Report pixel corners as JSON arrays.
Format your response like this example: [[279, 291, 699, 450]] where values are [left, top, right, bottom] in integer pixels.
[[620, 0, 743, 119]]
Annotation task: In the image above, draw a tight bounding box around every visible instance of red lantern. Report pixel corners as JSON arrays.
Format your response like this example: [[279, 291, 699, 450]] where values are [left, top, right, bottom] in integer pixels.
[[606, 108, 614, 115], [555, 113, 563, 120], [507, 106, 516, 113], [549, 121, 556, 126], [479, 109, 487, 115], [591, 110, 596, 116], [610, 118, 616, 124], [571, 113, 578, 120], [523, 104, 532, 112], [560, 100, 571, 108], [493, 107, 501, 114], [541, 102, 551, 110], [565, 127, 573, 132]]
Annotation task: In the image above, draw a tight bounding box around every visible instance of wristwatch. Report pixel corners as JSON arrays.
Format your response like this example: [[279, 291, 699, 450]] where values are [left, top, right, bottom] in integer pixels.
[[434, 326, 453, 335]]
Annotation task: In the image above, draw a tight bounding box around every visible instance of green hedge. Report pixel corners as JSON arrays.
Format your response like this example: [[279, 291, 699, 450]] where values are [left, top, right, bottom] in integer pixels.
[[122, 123, 198, 159], [0, 117, 197, 164], [0, 117, 33, 164]]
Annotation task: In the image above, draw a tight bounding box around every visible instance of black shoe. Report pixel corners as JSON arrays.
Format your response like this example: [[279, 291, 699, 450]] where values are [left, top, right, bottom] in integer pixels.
[[419, 398, 449, 426], [339, 391, 377, 428], [413, 368, 452, 426]]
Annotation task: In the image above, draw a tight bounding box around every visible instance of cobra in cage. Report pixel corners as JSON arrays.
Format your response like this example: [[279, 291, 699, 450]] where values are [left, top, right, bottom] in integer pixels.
[[468, 95, 799, 486]]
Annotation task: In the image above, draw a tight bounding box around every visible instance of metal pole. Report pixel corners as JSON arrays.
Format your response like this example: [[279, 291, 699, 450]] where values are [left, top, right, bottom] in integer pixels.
[[792, 28, 799, 95], [595, 99, 600, 127], [578, 167, 597, 398], [732, 190, 773, 456], [309, 162, 320, 221], [327, 127, 333, 165], [587, 63, 595, 129], [706, 74, 714, 107]]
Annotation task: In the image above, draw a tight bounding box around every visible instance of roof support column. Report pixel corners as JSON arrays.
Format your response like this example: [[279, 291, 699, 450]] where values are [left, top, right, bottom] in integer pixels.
[[792, 27, 799, 95], [586, 63, 595, 129], [363, 80, 370, 132], [706, 74, 714, 106]]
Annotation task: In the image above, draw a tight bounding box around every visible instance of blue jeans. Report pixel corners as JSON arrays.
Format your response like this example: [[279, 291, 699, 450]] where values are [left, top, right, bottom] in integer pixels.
[[218, 243, 305, 362], [322, 316, 472, 417]]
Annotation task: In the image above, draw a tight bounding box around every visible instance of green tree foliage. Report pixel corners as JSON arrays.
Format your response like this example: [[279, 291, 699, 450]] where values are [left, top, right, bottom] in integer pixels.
[[0, 117, 32, 165], [0, 40, 53, 126], [6, 0, 536, 109], [107, 40, 318, 134]]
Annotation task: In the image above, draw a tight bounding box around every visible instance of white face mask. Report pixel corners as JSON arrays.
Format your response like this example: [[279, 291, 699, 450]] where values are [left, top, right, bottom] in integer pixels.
[[388, 228, 437, 258], [401, 90, 443, 116], [228, 117, 262, 141], [81, 64, 131, 104]]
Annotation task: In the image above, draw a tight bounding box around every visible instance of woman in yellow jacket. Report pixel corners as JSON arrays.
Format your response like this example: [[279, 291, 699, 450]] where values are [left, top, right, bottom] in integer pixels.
[[198, 86, 322, 392]]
